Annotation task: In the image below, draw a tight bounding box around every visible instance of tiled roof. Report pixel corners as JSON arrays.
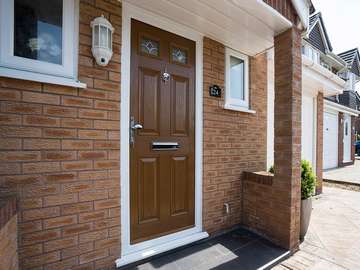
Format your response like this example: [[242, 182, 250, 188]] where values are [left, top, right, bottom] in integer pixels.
[[309, 12, 320, 29], [308, 12, 333, 52], [338, 48, 359, 66], [338, 48, 360, 76]]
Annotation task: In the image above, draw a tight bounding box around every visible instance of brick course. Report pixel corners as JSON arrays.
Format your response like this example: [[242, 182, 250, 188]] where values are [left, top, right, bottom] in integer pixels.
[[0, 1, 121, 269], [316, 93, 324, 194]]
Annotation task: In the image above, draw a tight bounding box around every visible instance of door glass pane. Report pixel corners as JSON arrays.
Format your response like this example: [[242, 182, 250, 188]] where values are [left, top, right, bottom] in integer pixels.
[[172, 47, 187, 64], [230, 56, 244, 100], [345, 122, 348, 136], [140, 37, 159, 57], [14, 0, 63, 65]]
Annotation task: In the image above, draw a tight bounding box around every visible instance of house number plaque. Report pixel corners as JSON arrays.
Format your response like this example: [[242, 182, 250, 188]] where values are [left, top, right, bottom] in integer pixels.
[[209, 85, 221, 97]]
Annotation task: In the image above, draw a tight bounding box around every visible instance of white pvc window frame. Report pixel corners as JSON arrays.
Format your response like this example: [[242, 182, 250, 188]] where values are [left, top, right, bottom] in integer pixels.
[[0, 0, 84, 87], [225, 47, 250, 111]]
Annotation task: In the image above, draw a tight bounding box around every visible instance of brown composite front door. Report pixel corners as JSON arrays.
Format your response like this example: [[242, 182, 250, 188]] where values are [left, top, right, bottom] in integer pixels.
[[130, 20, 196, 244]]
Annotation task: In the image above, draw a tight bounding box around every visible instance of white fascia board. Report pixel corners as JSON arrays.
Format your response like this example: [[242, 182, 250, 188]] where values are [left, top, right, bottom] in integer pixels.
[[303, 56, 345, 86], [324, 100, 360, 116], [291, 0, 310, 29]]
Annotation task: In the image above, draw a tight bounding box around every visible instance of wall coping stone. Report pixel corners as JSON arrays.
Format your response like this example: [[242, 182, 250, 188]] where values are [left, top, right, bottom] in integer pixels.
[[243, 171, 273, 186]]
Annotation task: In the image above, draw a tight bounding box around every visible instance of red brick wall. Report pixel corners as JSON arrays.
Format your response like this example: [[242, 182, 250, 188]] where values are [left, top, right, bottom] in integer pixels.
[[273, 27, 302, 250], [355, 117, 360, 137], [316, 93, 323, 194], [202, 37, 268, 234], [0, 1, 121, 269], [243, 171, 279, 243]]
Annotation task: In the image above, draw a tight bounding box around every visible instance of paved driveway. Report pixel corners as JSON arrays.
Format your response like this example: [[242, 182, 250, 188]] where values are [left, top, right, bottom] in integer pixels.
[[273, 187, 360, 270], [323, 160, 360, 184]]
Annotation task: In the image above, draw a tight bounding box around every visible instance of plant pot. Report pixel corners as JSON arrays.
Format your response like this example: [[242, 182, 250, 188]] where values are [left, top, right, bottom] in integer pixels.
[[300, 197, 312, 240]]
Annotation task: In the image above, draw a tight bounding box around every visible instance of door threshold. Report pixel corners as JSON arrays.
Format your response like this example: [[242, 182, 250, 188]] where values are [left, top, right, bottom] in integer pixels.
[[115, 231, 209, 268]]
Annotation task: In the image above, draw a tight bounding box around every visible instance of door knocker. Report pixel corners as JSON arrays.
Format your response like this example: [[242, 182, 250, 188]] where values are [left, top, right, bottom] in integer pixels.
[[162, 71, 170, 82]]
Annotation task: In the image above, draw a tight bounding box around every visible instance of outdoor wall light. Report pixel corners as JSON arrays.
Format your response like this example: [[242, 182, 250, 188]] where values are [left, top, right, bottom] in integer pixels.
[[90, 15, 114, 66]]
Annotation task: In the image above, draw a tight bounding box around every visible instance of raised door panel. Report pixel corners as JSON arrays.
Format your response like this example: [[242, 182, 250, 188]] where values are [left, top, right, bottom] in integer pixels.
[[138, 157, 160, 224], [170, 75, 189, 136], [170, 156, 188, 216], [138, 67, 161, 135]]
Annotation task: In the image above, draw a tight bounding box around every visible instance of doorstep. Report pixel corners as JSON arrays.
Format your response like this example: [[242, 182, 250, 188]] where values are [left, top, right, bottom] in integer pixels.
[[119, 228, 289, 270]]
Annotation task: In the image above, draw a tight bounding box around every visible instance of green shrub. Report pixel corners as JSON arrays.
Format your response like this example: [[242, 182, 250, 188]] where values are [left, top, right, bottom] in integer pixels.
[[301, 160, 316, 199], [268, 160, 316, 200]]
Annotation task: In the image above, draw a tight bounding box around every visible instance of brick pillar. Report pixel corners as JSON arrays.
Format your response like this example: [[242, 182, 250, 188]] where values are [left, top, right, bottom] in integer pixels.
[[273, 27, 301, 250], [316, 93, 323, 194], [338, 112, 344, 167], [352, 116, 356, 162]]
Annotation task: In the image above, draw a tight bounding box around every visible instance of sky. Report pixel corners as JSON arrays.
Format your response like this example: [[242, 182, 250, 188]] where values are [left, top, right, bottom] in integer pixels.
[[311, 0, 360, 91], [311, 0, 360, 54]]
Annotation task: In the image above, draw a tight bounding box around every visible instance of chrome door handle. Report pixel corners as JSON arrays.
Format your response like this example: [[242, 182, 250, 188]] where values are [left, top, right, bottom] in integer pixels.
[[131, 123, 143, 130], [130, 117, 142, 146]]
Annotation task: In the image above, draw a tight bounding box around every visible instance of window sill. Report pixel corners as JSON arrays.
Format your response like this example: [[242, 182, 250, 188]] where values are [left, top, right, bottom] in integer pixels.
[[0, 67, 87, 88], [224, 103, 256, 114]]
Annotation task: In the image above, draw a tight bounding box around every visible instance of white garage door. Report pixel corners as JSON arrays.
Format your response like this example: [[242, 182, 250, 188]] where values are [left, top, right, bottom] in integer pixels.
[[301, 95, 315, 166], [323, 111, 338, 169]]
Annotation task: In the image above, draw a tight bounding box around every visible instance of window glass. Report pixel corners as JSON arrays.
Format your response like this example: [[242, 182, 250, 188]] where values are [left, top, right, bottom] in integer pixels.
[[100, 25, 108, 47], [14, 0, 63, 65], [94, 25, 100, 47], [107, 28, 112, 49], [345, 122, 348, 136], [230, 56, 244, 100]]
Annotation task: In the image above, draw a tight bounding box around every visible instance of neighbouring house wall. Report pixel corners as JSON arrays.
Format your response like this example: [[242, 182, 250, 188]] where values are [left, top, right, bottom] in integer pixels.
[[0, 196, 18, 270], [316, 93, 324, 194], [202, 37, 268, 234], [0, 1, 121, 269], [355, 116, 360, 137]]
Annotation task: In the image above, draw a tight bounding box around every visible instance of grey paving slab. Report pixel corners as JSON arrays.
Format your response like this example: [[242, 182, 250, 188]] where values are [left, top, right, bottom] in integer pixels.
[[122, 187, 360, 270], [121, 228, 287, 270], [323, 160, 360, 184], [273, 187, 360, 270]]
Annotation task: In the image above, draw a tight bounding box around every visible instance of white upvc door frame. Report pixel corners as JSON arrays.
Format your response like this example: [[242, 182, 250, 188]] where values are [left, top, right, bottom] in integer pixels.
[[117, 2, 207, 267]]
